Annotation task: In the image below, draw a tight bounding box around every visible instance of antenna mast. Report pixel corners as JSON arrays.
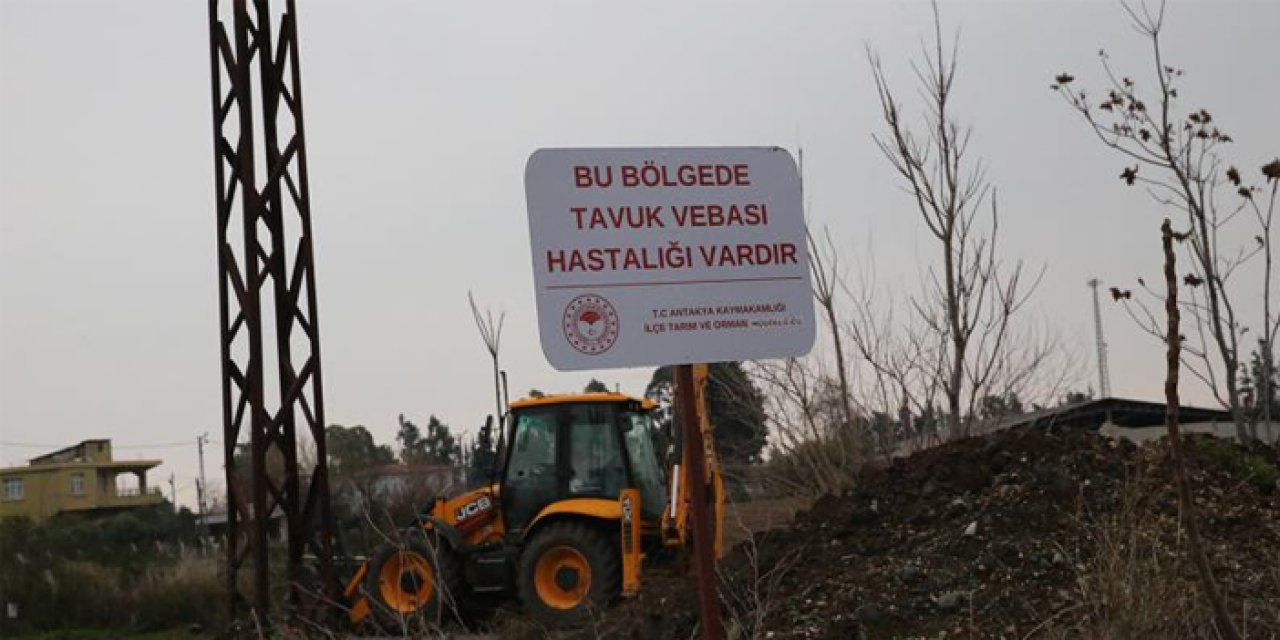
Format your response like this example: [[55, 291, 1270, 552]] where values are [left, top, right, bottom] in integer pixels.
[[1087, 278, 1112, 397]]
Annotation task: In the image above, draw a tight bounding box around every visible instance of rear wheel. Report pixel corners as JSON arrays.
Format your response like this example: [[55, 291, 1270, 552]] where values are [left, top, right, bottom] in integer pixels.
[[518, 521, 619, 621], [363, 529, 459, 629]]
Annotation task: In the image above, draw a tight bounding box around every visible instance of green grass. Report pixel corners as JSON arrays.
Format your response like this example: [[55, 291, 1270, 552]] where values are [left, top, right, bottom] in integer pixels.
[[1192, 436, 1279, 494]]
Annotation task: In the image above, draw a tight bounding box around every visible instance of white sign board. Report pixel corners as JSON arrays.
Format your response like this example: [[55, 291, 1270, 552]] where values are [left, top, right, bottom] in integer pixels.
[[524, 147, 816, 371]]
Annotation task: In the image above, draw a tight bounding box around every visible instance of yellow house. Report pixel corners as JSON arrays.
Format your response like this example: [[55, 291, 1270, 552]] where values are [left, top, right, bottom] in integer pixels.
[[0, 439, 164, 522]]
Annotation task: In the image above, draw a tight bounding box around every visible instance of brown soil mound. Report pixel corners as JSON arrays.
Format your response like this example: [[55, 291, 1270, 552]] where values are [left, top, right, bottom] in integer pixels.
[[571, 427, 1280, 639]]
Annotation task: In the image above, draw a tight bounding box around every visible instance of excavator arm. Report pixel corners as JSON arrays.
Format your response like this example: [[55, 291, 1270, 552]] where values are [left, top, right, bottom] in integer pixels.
[[660, 363, 726, 558]]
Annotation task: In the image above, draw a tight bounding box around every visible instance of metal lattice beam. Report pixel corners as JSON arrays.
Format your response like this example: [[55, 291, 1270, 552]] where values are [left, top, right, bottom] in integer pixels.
[[207, 0, 336, 622], [1087, 278, 1112, 398]]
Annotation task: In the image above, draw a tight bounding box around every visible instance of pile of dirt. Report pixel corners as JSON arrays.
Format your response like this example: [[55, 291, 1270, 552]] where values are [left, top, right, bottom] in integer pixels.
[[574, 427, 1280, 639]]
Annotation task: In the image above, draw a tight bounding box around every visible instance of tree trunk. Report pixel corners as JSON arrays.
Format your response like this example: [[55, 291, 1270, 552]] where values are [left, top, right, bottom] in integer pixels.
[[943, 225, 964, 440], [824, 300, 859, 453], [1161, 219, 1241, 640]]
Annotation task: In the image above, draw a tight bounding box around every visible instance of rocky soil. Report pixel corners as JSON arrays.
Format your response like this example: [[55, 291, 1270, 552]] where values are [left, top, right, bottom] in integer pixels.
[[561, 427, 1280, 639]]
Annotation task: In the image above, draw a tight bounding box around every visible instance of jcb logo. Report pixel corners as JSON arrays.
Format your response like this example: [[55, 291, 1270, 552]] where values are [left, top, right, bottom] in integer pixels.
[[456, 496, 492, 522]]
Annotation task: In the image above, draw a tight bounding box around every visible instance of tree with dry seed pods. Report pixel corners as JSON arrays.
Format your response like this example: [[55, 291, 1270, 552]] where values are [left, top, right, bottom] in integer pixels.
[[1053, 0, 1279, 443]]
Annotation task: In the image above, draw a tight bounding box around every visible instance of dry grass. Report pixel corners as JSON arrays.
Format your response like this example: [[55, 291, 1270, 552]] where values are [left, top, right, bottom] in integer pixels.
[[721, 497, 809, 549], [1035, 470, 1278, 639], [6, 549, 226, 632], [716, 512, 804, 640], [1061, 493, 1205, 637]]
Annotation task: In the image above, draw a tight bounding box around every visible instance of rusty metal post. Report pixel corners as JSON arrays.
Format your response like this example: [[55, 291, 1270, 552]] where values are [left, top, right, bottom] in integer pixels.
[[207, 0, 337, 624], [675, 364, 722, 640]]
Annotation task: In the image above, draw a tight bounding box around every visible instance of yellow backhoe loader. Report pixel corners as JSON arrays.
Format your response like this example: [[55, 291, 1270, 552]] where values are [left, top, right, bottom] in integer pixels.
[[342, 366, 724, 625]]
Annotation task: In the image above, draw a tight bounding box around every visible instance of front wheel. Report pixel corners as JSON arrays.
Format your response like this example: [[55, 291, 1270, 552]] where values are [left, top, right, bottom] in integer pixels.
[[363, 529, 459, 629], [518, 521, 620, 621]]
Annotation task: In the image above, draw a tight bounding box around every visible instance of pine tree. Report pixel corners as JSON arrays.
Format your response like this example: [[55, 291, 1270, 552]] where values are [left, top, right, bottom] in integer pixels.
[[645, 362, 768, 464]]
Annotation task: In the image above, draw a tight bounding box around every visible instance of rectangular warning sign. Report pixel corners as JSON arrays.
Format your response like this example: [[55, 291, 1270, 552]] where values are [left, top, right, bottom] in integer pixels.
[[524, 147, 815, 371]]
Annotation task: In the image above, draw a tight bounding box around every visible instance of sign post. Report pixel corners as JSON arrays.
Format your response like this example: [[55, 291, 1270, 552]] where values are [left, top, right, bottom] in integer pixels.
[[675, 362, 721, 640], [525, 147, 815, 640]]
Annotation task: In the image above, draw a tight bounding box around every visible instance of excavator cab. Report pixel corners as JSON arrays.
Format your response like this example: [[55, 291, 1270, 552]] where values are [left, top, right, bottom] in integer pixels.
[[501, 395, 666, 533]]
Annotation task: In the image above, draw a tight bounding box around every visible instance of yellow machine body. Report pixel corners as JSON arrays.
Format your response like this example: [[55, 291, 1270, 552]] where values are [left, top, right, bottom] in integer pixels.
[[343, 388, 717, 625]]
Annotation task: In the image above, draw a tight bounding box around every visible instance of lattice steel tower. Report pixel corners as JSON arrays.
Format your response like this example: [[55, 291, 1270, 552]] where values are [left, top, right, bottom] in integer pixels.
[[1087, 278, 1112, 398], [207, 0, 336, 620]]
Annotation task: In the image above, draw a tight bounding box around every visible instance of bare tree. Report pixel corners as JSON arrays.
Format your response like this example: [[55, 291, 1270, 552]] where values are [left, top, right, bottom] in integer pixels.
[[1252, 163, 1280, 432], [1052, 0, 1278, 441], [839, 252, 1075, 445], [839, 252, 945, 453], [750, 357, 860, 496], [808, 227, 856, 439], [868, 2, 1039, 439], [800, 144, 856, 446], [468, 290, 505, 421]]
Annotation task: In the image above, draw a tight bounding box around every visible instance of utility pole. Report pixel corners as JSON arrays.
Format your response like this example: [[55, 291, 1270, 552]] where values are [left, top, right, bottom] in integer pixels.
[[196, 433, 208, 519], [168, 473, 177, 506], [1087, 278, 1112, 397]]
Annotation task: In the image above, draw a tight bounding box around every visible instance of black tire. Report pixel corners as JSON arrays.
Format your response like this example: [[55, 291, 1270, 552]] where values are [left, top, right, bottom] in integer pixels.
[[362, 528, 461, 631], [518, 521, 620, 622]]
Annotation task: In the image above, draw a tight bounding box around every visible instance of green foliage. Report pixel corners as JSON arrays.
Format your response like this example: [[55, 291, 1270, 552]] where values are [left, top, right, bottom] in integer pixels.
[[979, 392, 1025, 421], [1239, 339, 1278, 421], [1192, 436, 1279, 494], [468, 416, 497, 483], [0, 507, 222, 635], [647, 362, 768, 464], [396, 413, 422, 459], [397, 414, 461, 465], [583, 378, 610, 393], [1062, 389, 1096, 405], [325, 424, 394, 476], [424, 416, 462, 465], [0, 505, 198, 570]]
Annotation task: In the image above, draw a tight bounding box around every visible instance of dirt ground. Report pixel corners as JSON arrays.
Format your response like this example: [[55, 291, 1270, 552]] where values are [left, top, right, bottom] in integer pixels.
[[544, 427, 1280, 639], [721, 497, 812, 548]]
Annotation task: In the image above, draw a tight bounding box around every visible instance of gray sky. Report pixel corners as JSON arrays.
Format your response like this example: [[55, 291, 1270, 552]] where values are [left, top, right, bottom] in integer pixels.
[[2, 0, 1277, 509]]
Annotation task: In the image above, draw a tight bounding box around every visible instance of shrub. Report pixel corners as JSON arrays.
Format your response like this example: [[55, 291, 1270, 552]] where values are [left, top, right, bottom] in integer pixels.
[[0, 508, 223, 635], [1191, 436, 1279, 494]]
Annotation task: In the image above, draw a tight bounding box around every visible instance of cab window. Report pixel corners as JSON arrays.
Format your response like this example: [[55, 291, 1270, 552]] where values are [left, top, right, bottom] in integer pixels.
[[567, 403, 625, 498], [622, 411, 666, 519], [502, 407, 558, 531]]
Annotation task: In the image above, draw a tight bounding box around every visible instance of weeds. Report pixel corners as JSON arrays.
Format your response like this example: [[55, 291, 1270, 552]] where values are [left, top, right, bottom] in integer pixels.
[[0, 510, 225, 635], [716, 512, 802, 640], [1066, 481, 1202, 637], [1191, 436, 1279, 494], [1, 548, 225, 634], [1043, 445, 1280, 639]]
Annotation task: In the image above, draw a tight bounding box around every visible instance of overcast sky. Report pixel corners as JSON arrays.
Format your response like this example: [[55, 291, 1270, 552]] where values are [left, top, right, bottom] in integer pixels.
[[2, 0, 1276, 510]]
